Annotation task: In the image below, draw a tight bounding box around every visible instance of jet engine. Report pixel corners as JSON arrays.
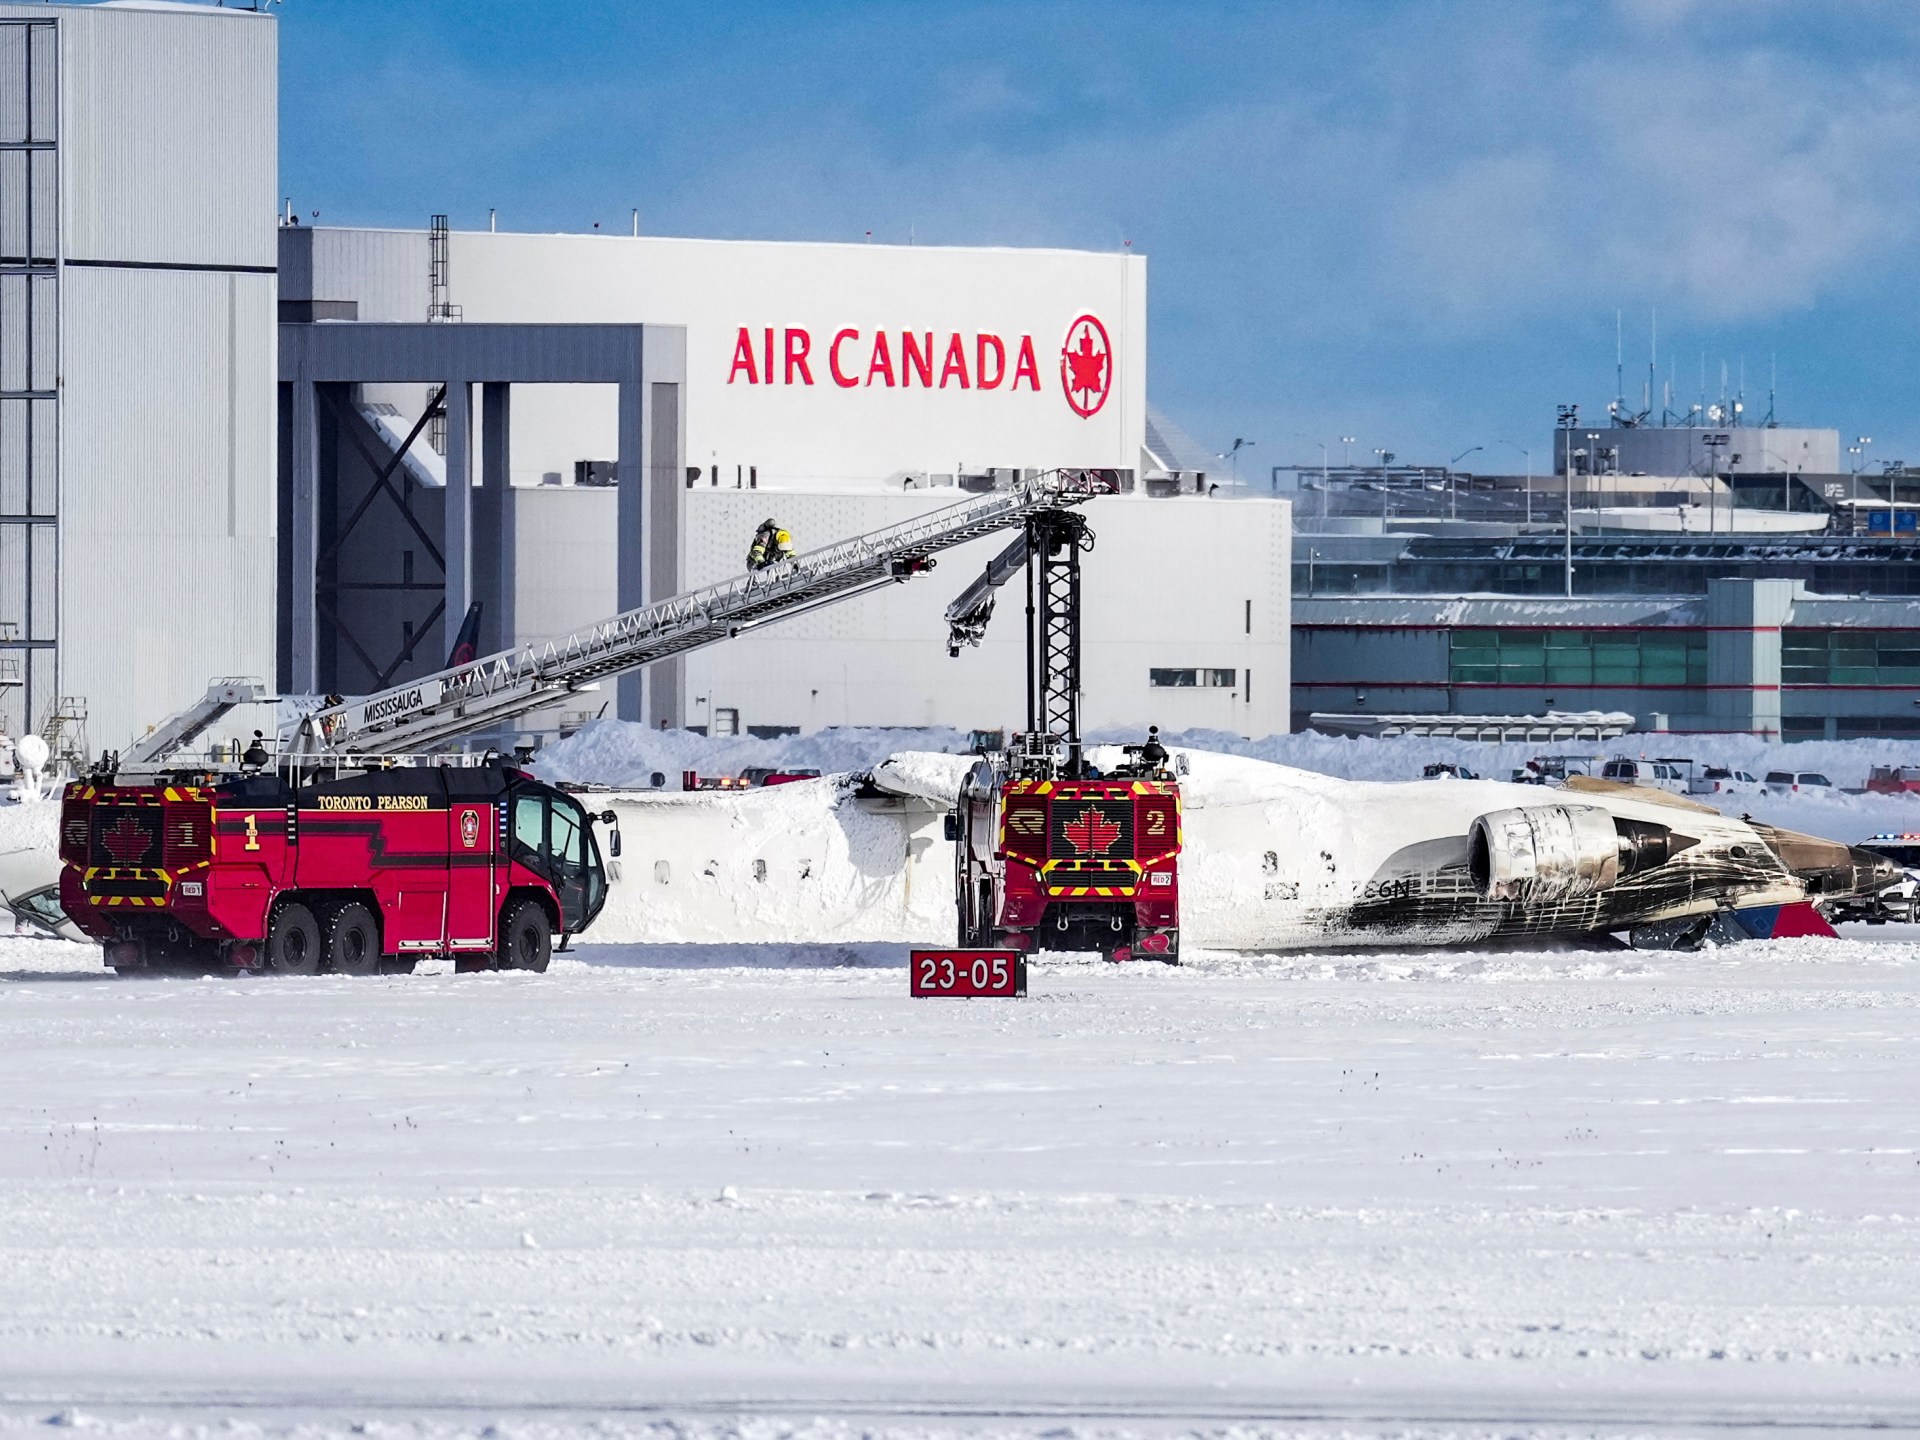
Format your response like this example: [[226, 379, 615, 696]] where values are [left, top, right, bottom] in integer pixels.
[[1469, 804, 1678, 903]]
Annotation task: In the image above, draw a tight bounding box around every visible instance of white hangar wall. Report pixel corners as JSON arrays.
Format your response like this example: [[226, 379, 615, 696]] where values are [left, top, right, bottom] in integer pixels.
[[0, 1, 277, 755], [284, 226, 1148, 488], [504, 487, 1291, 738]]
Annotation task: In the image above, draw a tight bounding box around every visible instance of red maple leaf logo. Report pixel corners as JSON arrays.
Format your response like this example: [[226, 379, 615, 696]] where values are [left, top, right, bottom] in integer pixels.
[[100, 813, 155, 865], [1062, 806, 1122, 856], [1059, 315, 1112, 418], [1066, 333, 1106, 395]]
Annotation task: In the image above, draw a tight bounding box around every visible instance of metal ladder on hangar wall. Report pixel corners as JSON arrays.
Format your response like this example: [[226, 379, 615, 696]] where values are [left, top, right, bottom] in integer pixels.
[[127, 470, 1117, 767]]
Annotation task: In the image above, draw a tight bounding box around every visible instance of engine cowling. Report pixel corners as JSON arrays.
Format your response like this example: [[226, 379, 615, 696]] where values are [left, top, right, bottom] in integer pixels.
[[1469, 804, 1625, 903]]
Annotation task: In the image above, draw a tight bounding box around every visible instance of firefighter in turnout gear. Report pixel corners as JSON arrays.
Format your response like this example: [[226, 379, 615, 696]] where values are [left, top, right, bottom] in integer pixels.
[[747, 519, 794, 571]]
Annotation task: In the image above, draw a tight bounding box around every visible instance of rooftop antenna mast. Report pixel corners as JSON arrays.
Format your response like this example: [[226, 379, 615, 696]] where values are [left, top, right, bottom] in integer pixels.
[[1646, 308, 1657, 422], [1615, 308, 1625, 419], [1766, 353, 1777, 427]]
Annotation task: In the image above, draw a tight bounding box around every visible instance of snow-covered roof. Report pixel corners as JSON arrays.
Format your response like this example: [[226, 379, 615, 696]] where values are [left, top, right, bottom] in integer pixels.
[[1294, 596, 1702, 628]]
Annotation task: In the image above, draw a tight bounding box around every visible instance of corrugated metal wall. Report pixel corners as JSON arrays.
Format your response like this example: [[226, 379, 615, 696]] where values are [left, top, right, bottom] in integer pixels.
[[60, 264, 276, 748], [0, 13, 56, 737], [294, 228, 429, 321], [46, 5, 276, 268], [0, 3, 278, 749]]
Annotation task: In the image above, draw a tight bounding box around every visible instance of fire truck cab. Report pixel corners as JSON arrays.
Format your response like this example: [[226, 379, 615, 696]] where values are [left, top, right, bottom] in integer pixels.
[[60, 763, 609, 976], [953, 735, 1182, 964]]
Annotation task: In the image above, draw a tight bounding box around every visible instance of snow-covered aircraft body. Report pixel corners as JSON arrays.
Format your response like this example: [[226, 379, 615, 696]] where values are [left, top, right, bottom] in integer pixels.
[[874, 748, 1895, 952], [1134, 751, 1893, 951]]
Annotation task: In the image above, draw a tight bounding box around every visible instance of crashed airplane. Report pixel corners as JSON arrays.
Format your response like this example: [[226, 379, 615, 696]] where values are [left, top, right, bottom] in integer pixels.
[[1097, 750, 1897, 952], [872, 748, 1898, 953]]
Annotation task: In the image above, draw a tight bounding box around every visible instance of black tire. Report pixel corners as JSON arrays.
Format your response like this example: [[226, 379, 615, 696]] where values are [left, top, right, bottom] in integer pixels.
[[322, 900, 382, 976], [265, 901, 322, 975], [498, 899, 552, 973]]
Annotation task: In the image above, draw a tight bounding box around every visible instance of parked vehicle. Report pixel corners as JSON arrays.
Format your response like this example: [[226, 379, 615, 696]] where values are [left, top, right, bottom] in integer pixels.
[[1422, 762, 1478, 780], [1689, 766, 1762, 797], [1829, 834, 1920, 924], [0, 846, 84, 942], [1866, 765, 1920, 795], [1600, 756, 1691, 793], [1512, 754, 1604, 785], [1763, 770, 1834, 795], [739, 767, 823, 787]]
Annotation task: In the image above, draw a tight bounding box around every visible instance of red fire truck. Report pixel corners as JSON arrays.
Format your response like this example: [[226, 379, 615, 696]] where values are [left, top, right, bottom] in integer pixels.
[[953, 741, 1182, 963], [59, 763, 612, 975], [941, 508, 1184, 963]]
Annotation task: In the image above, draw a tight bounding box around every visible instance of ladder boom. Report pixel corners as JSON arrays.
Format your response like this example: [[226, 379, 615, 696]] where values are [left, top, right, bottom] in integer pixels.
[[290, 469, 1118, 758]]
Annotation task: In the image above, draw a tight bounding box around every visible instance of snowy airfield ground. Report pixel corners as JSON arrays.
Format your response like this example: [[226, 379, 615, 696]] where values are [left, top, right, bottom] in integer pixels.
[[4, 730, 1920, 1438], [3, 933, 1919, 1439]]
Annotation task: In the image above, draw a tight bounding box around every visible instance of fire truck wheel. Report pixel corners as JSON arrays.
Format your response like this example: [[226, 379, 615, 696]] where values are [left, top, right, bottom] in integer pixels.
[[265, 902, 322, 976], [323, 901, 382, 977], [499, 899, 552, 973]]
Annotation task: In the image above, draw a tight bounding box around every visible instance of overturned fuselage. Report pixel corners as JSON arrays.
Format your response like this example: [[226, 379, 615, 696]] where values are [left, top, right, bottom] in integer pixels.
[[1153, 752, 1895, 952]]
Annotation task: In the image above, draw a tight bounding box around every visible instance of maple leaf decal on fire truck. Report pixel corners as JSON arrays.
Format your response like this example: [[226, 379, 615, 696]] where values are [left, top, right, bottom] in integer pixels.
[[1063, 806, 1123, 857], [1059, 314, 1112, 418], [100, 813, 157, 865]]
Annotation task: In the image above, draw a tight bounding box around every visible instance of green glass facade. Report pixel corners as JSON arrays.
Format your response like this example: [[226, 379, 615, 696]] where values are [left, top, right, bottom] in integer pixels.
[[1782, 629, 1920, 686], [1449, 629, 1709, 687]]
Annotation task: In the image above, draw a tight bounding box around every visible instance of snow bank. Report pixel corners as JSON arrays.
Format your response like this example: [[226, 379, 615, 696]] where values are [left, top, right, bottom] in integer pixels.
[[869, 749, 977, 805], [536, 718, 974, 789], [550, 722, 1920, 846]]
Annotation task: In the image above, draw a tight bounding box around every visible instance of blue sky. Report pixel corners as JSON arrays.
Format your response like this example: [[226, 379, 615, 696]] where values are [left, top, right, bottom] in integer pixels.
[[279, 0, 1920, 475]]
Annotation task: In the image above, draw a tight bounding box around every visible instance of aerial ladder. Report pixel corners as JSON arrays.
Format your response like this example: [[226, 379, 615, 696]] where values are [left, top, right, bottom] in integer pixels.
[[943, 506, 1184, 963], [119, 469, 1122, 772]]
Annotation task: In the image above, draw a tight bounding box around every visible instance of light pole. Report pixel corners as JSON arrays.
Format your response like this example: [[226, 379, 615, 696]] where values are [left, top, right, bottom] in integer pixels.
[[1224, 437, 1254, 489], [1374, 448, 1395, 522], [1449, 446, 1483, 521], [1701, 432, 1727, 535], [1556, 404, 1579, 596], [1500, 441, 1532, 525], [1316, 441, 1329, 524], [1859, 436, 1882, 534], [1583, 431, 1600, 539], [1341, 435, 1356, 468]]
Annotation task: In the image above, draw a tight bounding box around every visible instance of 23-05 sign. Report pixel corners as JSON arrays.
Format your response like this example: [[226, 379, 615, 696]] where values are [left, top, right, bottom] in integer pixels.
[[910, 949, 1026, 998]]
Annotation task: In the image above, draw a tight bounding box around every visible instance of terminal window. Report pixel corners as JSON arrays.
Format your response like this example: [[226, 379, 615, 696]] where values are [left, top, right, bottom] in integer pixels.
[[1782, 629, 1920, 686], [1150, 668, 1237, 688], [1449, 629, 1707, 687]]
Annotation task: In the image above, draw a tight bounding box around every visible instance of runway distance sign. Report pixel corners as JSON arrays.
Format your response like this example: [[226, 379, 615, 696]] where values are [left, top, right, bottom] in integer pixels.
[[910, 949, 1026, 998]]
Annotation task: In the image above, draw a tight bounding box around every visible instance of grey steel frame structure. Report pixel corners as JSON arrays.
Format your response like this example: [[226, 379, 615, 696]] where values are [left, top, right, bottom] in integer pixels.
[[278, 321, 687, 726]]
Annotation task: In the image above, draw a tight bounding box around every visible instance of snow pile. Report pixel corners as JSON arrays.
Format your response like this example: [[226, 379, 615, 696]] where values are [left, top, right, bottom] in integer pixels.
[[536, 718, 974, 789], [543, 717, 1920, 798], [544, 722, 1920, 846], [869, 749, 977, 805]]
